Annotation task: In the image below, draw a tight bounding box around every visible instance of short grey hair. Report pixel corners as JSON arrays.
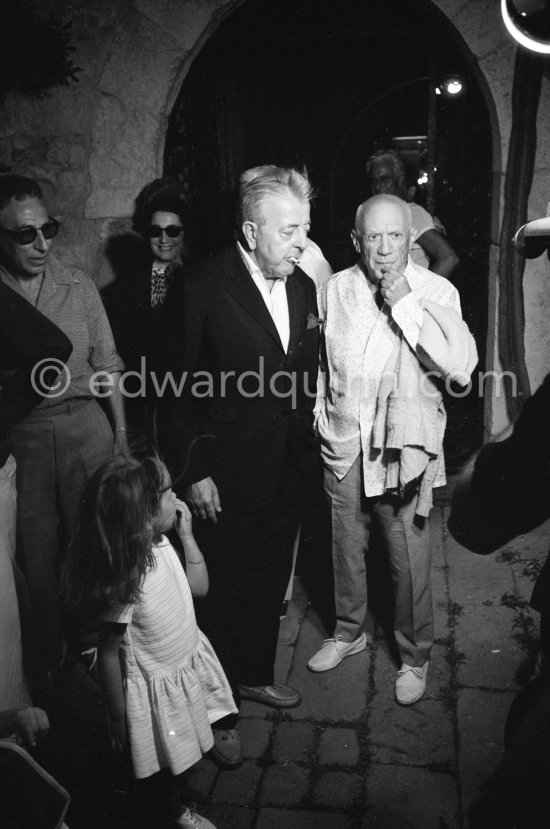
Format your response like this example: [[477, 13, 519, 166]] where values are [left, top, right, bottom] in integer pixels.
[[366, 149, 406, 190], [354, 194, 412, 232], [239, 165, 314, 226]]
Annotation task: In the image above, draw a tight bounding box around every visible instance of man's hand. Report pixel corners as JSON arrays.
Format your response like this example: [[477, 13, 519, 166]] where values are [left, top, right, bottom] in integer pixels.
[[4, 706, 50, 749], [186, 477, 222, 522], [380, 266, 411, 307]]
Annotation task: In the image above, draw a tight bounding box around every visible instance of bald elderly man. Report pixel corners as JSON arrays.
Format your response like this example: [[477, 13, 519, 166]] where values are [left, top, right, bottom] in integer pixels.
[[309, 194, 477, 704]]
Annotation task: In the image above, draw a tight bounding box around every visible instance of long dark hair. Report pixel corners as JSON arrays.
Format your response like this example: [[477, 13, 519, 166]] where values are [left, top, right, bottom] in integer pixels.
[[60, 455, 157, 624]]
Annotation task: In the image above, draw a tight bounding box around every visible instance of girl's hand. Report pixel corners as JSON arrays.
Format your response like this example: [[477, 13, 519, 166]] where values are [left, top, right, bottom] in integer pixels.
[[109, 715, 128, 753], [175, 499, 194, 539]]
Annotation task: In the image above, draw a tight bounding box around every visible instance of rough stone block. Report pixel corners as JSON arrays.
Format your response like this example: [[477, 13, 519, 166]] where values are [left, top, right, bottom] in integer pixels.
[[272, 721, 315, 763], [312, 770, 363, 809], [259, 763, 310, 806], [211, 760, 262, 805], [364, 764, 460, 829], [207, 803, 255, 829], [318, 727, 360, 766], [455, 604, 525, 690], [457, 687, 515, 814], [238, 718, 274, 760], [257, 807, 353, 829]]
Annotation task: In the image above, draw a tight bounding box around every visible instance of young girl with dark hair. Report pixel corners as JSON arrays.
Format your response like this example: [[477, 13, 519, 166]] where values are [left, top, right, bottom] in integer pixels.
[[61, 455, 235, 829]]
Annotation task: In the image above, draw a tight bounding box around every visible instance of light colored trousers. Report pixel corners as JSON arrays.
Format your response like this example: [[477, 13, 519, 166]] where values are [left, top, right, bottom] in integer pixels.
[[324, 454, 433, 667]]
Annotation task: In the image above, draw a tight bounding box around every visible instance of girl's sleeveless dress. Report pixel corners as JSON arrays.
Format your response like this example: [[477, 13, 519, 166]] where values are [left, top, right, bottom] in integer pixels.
[[102, 537, 236, 778]]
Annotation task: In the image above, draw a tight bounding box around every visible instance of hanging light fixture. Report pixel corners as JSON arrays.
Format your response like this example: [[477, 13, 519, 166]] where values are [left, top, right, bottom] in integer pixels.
[[501, 0, 550, 54]]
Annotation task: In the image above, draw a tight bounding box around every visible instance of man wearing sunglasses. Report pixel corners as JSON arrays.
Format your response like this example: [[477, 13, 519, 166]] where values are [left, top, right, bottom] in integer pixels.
[[0, 174, 127, 676]]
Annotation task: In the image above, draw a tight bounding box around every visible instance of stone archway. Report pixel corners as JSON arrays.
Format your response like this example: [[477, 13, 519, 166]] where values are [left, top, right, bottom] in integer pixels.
[[2, 0, 549, 432]]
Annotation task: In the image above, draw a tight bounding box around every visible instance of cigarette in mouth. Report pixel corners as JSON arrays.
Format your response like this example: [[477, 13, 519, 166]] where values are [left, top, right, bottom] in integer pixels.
[[288, 257, 300, 265]]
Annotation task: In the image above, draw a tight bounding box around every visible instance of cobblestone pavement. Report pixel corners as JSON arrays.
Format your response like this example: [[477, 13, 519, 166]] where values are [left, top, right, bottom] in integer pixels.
[[40, 484, 550, 829]]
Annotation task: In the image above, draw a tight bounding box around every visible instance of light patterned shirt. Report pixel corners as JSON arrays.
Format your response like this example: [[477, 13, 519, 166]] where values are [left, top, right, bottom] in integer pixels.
[[315, 259, 465, 497]]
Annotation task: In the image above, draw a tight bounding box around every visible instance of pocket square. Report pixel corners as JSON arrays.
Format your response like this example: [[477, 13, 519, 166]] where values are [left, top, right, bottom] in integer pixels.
[[306, 313, 323, 330]]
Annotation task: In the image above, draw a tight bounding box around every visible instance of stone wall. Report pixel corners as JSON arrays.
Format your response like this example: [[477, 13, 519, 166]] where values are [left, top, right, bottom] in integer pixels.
[[1, 0, 549, 433]]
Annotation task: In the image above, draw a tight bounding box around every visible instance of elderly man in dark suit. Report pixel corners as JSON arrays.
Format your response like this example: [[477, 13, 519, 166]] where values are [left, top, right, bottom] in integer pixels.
[[159, 166, 321, 768]]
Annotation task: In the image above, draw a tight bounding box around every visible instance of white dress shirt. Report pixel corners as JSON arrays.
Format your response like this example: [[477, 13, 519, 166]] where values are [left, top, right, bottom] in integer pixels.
[[237, 242, 289, 352]]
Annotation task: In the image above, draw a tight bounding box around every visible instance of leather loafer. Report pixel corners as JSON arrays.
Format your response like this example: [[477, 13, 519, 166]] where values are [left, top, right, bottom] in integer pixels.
[[307, 632, 367, 672], [239, 683, 302, 709], [395, 661, 429, 705], [209, 727, 242, 769]]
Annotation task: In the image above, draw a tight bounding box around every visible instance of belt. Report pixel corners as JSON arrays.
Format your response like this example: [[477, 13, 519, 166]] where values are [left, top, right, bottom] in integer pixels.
[[19, 397, 93, 423]]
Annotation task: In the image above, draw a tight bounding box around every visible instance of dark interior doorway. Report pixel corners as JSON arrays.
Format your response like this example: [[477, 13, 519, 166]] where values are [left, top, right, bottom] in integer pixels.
[[164, 0, 493, 463]]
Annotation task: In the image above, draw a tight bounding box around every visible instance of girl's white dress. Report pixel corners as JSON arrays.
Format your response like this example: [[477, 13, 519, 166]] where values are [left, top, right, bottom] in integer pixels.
[[102, 537, 236, 779]]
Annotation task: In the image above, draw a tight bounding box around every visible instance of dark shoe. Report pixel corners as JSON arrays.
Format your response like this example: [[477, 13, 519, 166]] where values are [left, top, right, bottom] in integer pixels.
[[238, 683, 302, 709], [209, 727, 242, 769]]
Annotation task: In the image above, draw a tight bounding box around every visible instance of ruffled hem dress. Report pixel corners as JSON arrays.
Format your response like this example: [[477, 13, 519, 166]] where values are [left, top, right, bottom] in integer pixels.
[[102, 537, 236, 779]]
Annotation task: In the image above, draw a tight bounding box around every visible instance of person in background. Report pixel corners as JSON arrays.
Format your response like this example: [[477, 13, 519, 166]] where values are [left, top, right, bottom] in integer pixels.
[[158, 165, 321, 768], [61, 455, 235, 829], [103, 177, 192, 449], [0, 174, 126, 675], [308, 194, 477, 705], [367, 149, 459, 279]]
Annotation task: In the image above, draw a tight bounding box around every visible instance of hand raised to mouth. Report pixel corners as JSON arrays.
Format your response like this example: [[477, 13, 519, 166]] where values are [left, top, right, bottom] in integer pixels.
[[380, 265, 411, 308]]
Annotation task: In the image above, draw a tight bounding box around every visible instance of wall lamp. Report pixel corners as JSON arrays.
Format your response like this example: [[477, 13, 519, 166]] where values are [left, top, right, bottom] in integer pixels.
[[434, 76, 465, 97]]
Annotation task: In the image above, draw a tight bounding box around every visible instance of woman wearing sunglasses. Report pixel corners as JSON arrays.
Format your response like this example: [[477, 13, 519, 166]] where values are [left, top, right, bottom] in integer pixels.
[[0, 173, 127, 679], [103, 178, 191, 449]]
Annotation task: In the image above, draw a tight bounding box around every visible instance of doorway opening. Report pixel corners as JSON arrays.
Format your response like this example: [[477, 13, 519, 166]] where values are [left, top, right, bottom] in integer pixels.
[[165, 0, 493, 463]]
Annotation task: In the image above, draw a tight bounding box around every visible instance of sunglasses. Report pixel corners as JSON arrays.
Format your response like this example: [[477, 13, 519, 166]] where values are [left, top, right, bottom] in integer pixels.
[[0, 218, 59, 246], [148, 225, 184, 239]]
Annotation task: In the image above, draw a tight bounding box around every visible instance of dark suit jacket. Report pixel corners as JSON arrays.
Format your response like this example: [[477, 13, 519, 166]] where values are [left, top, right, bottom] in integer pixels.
[[158, 244, 320, 509]]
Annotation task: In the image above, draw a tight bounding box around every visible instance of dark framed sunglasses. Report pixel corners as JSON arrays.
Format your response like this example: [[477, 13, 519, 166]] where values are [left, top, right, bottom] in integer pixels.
[[148, 224, 184, 239], [0, 218, 59, 246]]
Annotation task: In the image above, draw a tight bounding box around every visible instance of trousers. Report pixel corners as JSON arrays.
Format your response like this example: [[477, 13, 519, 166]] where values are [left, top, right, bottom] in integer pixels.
[[11, 399, 113, 669], [194, 454, 307, 726], [324, 454, 433, 666]]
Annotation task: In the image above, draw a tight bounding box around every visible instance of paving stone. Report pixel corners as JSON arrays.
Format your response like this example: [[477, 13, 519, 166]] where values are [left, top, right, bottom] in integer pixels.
[[312, 770, 364, 808], [457, 687, 515, 815], [445, 530, 515, 605], [211, 760, 263, 805], [272, 721, 315, 763], [181, 756, 218, 800], [364, 763, 460, 829], [259, 763, 310, 806], [238, 718, 274, 760], [318, 727, 360, 765], [207, 803, 255, 829], [455, 604, 525, 689], [369, 645, 455, 769], [256, 808, 353, 828], [286, 609, 369, 722]]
